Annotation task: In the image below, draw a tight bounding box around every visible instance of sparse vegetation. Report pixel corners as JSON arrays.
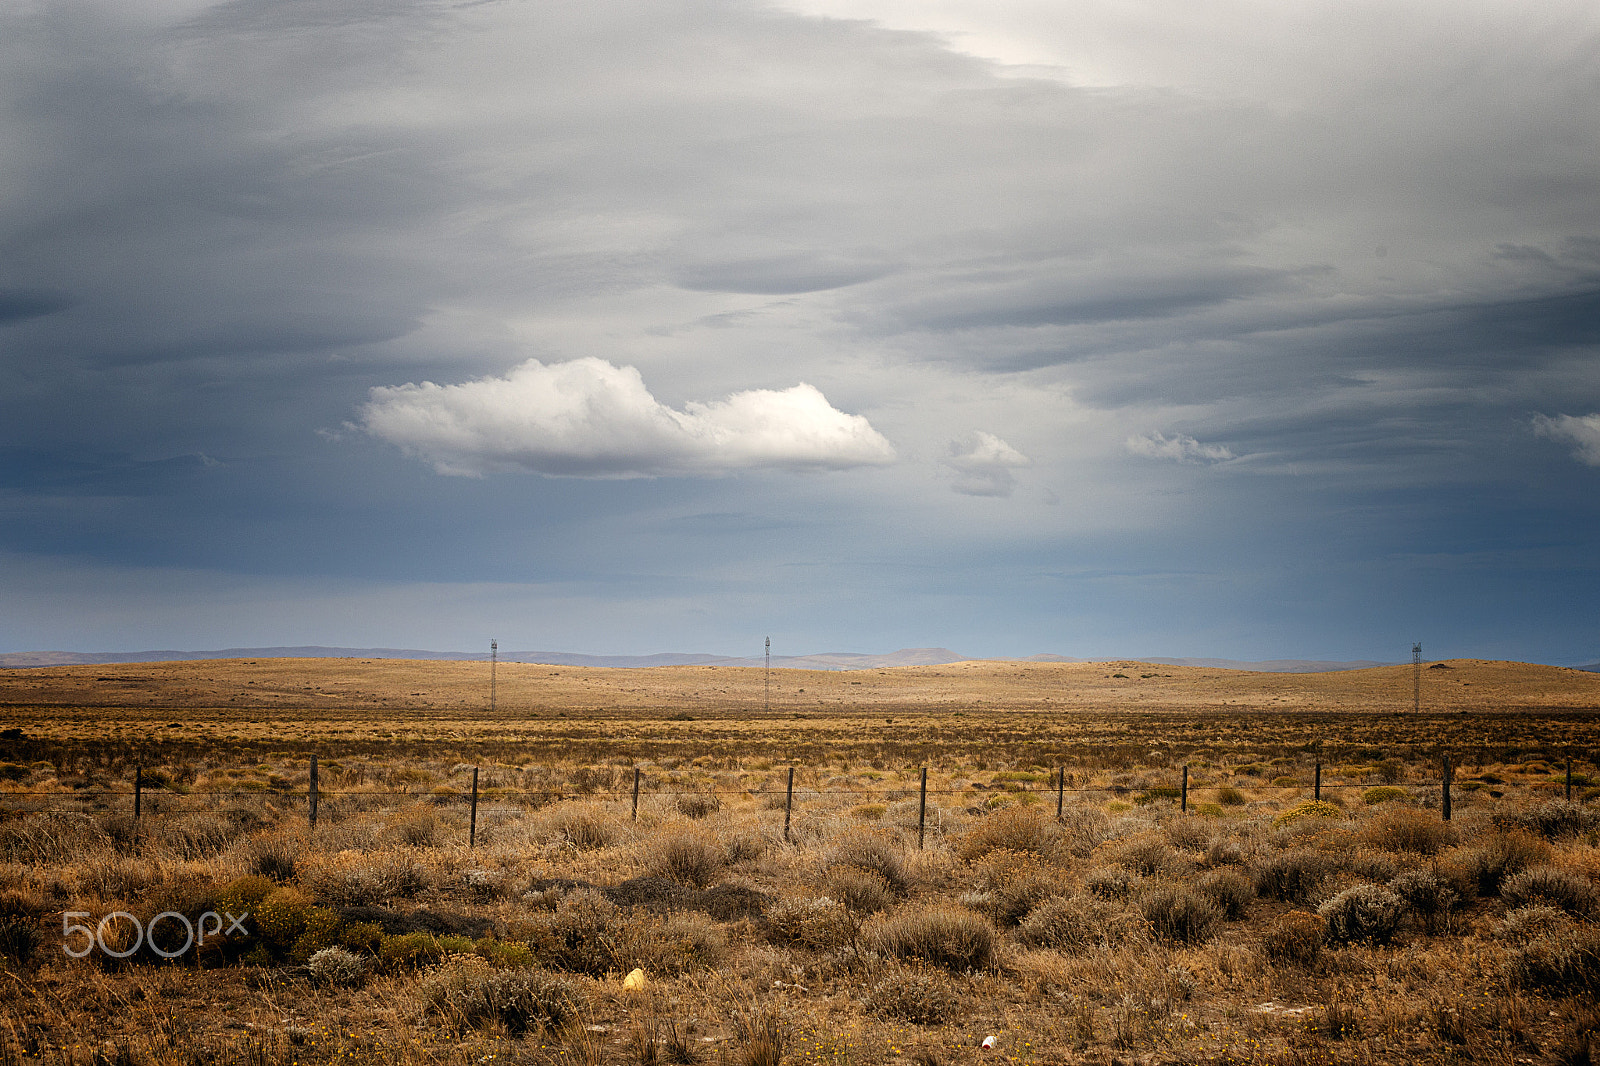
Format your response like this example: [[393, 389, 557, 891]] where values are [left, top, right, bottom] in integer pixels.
[[1, 656, 1598, 1064]]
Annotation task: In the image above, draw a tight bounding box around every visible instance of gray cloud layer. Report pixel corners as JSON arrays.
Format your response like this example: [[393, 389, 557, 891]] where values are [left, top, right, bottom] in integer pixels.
[[1, 0, 1597, 659]]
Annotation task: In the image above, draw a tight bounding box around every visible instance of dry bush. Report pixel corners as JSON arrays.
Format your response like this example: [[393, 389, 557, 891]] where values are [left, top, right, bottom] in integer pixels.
[[1165, 817, 1213, 852], [675, 793, 721, 819], [1252, 848, 1339, 904], [724, 830, 769, 865], [824, 830, 910, 894], [1140, 885, 1223, 944], [1356, 807, 1458, 854], [1261, 910, 1324, 966], [867, 967, 960, 1024], [1197, 869, 1254, 920], [1015, 895, 1142, 953], [645, 829, 726, 888], [1496, 904, 1570, 941], [625, 912, 727, 975], [547, 805, 617, 851], [865, 905, 998, 972], [1112, 835, 1176, 877], [1388, 869, 1460, 932], [518, 888, 624, 975], [1500, 866, 1598, 917], [734, 1004, 786, 1066], [421, 956, 586, 1035], [1443, 828, 1551, 897], [1508, 925, 1600, 996], [1318, 883, 1403, 945], [765, 895, 856, 951], [1362, 786, 1410, 806], [1205, 838, 1245, 867], [822, 865, 895, 915], [964, 850, 1055, 926], [1497, 799, 1600, 840], [301, 850, 429, 905], [307, 946, 367, 988], [242, 830, 300, 882], [387, 807, 443, 848], [1083, 866, 1140, 900], [957, 807, 1054, 862], [1216, 787, 1247, 807]]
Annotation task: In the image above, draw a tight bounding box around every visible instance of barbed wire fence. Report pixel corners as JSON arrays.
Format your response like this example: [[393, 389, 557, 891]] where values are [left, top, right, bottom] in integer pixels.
[[1, 753, 1590, 849]]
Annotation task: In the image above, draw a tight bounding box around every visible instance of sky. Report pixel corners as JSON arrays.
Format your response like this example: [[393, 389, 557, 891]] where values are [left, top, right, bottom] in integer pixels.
[[2, 0, 1598, 664]]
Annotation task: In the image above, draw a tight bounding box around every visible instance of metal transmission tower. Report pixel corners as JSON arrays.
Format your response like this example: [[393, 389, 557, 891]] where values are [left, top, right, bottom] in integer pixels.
[[1412, 642, 1422, 713], [490, 640, 498, 713], [764, 637, 770, 712]]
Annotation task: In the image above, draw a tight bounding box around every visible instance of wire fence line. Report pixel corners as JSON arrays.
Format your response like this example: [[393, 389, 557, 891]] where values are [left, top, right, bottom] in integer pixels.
[[3, 752, 1587, 844]]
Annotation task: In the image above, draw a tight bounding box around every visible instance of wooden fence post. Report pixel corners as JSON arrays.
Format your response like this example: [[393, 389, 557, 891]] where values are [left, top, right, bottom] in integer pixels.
[[1567, 758, 1573, 802], [1056, 767, 1065, 822], [632, 767, 642, 820], [133, 766, 142, 843], [309, 755, 319, 829], [917, 767, 928, 850], [783, 766, 795, 843], [1441, 754, 1452, 822], [1314, 761, 1322, 802], [1181, 765, 1189, 814], [469, 767, 479, 848]]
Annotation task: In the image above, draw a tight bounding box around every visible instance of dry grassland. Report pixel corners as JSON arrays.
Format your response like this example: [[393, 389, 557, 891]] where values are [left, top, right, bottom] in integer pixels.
[[0, 657, 1597, 1066]]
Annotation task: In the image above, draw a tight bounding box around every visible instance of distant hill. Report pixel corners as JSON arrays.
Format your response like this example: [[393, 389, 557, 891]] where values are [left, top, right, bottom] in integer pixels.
[[1577, 662, 1600, 673], [0, 645, 969, 671], [0, 645, 1403, 672]]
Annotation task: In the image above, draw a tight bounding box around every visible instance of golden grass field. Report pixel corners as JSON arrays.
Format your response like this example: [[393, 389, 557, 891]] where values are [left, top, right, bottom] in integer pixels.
[[0, 657, 1597, 1066]]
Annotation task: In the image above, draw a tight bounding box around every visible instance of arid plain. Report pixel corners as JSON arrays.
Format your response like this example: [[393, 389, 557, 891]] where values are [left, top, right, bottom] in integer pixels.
[[0, 657, 1597, 1066]]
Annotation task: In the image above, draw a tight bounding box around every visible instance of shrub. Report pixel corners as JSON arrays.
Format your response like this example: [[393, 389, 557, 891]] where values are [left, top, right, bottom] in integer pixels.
[[625, 913, 726, 975], [866, 906, 998, 972], [1084, 866, 1139, 900], [1205, 838, 1244, 867], [1216, 787, 1247, 807], [380, 932, 475, 970], [1497, 905, 1570, 941], [474, 938, 535, 969], [825, 831, 910, 894], [307, 946, 367, 988], [1362, 786, 1410, 806], [957, 807, 1054, 862], [646, 831, 726, 889], [245, 833, 299, 881], [766, 896, 856, 951], [520, 889, 623, 975], [823, 865, 895, 916], [0, 918, 39, 970], [1389, 869, 1460, 933], [676, 793, 721, 819], [1445, 829, 1551, 897], [867, 968, 959, 1025], [1253, 849, 1338, 904], [1261, 911, 1324, 966], [1115, 837, 1176, 877], [1319, 883, 1404, 945], [1501, 867, 1598, 917], [548, 806, 615, 851], [1141, 886, 1222, 944], [1016, 895, 1142, 953], [388, 807, 441, 848], [1508, 926, 1600, 996], [1198, 869, 1254, 920], [1357, 807, 1457, 854], [1498, 800, 1600, 840], [1273, 800, 1343, 828], [422, 957, 586, 1036]]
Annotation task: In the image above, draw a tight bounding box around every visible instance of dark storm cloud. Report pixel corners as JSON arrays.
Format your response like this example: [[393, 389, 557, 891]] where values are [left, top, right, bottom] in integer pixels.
[[0, 0, 1597, 661]]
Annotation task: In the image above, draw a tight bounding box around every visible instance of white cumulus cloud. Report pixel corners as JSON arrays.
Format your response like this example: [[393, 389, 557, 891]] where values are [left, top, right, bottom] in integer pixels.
[[361, 358, 896, 478], [945, 431, 1030, 497], [1126, 432, 1235, 464], [1534, 413, 1600, 466]]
